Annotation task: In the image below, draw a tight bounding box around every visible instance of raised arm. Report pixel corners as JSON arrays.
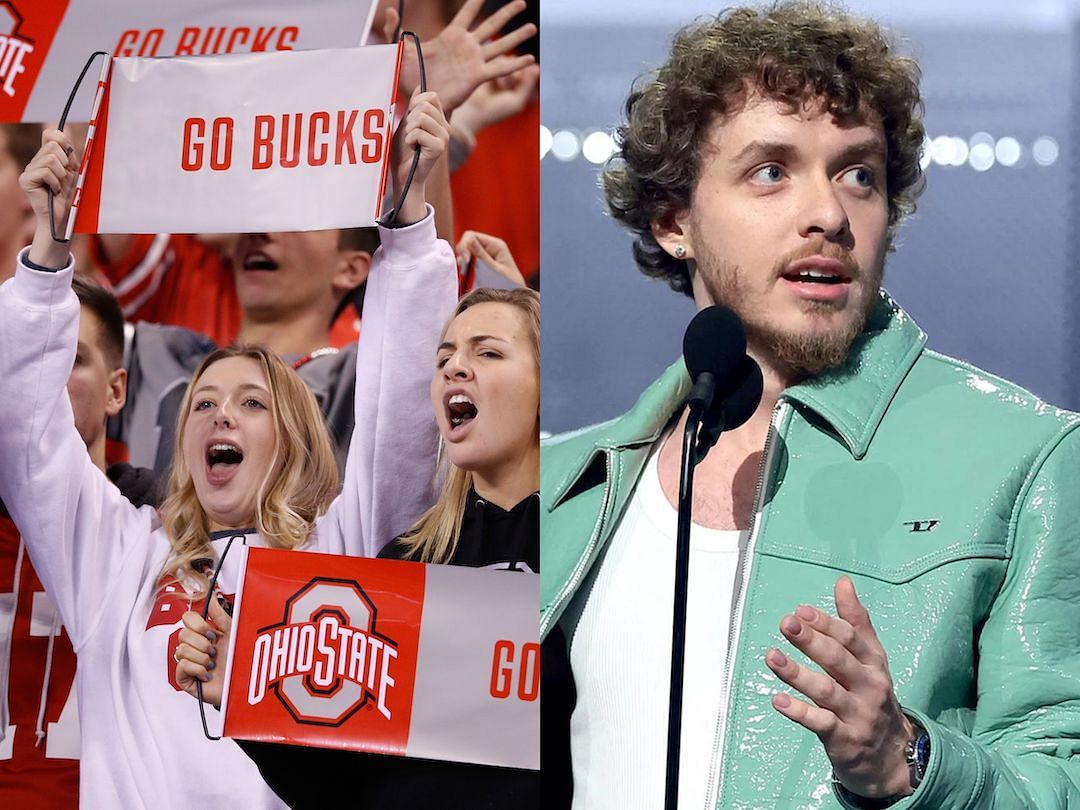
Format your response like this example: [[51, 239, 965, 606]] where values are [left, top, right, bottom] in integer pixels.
[[0, 129, 152, 648], [319, 91, 457, 557]]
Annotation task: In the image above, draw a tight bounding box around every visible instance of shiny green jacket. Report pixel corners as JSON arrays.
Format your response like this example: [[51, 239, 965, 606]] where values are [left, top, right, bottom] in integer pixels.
[[541, 294, 1080, 809]]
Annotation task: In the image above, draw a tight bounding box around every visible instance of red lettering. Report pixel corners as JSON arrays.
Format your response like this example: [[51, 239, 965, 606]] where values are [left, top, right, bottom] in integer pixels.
[[176, 27, 198, 56], [252, 26, 277, 52], [278, 26, 299, 51], [280, 113, 303, 168], [252, 115, 275, 170], [490, 640, 514, 699], [209, 117, 234, 171], [517, 642, 540, 701], [360, 109, 385, 164], [225, 27, 251, 53], [308, 112, 330, 166], [114, 29, 138, 57], [114, 28, 163, 57], [181, 117, 205, 171], [335, 110, 358, 165], [208, 27, 226, 55]]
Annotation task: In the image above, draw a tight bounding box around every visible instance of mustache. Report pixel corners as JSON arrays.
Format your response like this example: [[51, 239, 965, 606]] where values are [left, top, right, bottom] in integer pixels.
[[774, 242, 860, 280]]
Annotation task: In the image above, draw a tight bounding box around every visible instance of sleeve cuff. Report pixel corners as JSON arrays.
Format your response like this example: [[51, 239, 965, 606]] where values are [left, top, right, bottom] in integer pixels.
[[375, 204, 438, 265], [20, 246, 74, 274]]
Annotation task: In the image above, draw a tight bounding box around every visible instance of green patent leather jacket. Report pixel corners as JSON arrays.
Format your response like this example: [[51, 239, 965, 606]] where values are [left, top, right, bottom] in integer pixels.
[[541, 293, 1080, 809]]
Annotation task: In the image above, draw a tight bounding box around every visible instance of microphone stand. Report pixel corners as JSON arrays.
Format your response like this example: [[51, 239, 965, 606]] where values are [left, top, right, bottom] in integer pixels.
[[665, 374, 723, 810]]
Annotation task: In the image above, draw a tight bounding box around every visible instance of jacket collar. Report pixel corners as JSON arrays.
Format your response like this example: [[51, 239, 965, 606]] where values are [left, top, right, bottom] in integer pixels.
[[550, 291, 925, 506]]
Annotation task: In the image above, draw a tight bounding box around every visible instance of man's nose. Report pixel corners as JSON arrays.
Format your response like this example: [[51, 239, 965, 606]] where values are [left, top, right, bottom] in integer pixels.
[[797, 175, 851, 241]]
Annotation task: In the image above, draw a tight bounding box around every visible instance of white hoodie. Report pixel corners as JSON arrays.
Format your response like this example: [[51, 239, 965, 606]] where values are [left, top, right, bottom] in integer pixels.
[[0, 210, 456, 808]]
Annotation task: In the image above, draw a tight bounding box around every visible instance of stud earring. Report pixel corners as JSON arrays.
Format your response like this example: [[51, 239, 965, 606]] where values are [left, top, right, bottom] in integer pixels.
[[674, 245, 687, 259]]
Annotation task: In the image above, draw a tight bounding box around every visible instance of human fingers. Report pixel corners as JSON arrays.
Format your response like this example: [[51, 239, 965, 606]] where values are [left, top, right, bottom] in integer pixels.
[[206, 593, 233, 636], [834, 577, 886, 658], [178, 626, 216, 658], [448, 0, 486, 30], [175, 640, 214, 670], [779, 608, 862, 689], [176, 658, 211, 692], [793, 600, 883, 668], [180, 609, 215, 638], [481, 53, 536, 84], [770, 690, 840, 738], [472, 0, 527, 41], [381, 5, 400, 43], [480, 21, 538, 62], [765, 647, 854, 719]]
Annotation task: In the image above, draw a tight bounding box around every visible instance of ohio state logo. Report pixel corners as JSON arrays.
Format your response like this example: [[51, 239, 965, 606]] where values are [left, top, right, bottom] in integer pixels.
[[247, 577, 398, 726], [0, 3, 33, 98]]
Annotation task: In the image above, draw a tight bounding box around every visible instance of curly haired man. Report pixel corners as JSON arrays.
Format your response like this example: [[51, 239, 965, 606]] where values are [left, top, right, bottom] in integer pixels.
[[542, 4, 1080, 808]]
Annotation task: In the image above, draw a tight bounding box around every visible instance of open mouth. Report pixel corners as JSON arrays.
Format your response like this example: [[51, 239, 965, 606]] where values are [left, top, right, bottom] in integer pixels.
[[242, 252, 278, 272], [781, 269, 851, 285], [207, 442, 244, 472], [447, 393, 478, 428]]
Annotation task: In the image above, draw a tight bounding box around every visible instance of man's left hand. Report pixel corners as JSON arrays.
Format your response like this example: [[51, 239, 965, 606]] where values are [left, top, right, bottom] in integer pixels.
[[766, 575, 915, 799]]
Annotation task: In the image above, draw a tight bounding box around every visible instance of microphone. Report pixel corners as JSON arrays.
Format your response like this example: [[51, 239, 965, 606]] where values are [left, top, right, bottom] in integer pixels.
[[666, 306, 763, 810]]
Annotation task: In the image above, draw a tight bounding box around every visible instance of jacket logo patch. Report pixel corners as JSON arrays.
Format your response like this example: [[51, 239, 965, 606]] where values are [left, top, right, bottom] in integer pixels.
[[903, 520, 940, 533]]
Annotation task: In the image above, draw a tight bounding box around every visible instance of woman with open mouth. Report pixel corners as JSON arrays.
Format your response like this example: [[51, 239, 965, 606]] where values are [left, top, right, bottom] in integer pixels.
[[0, 91, 457, 808], [176, 286, 542, 808]]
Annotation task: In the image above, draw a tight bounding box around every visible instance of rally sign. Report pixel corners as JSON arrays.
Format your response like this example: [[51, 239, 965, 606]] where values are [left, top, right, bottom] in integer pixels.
[[221, 548, 540, 771], [74, 43, 402, 234], [0, 0, 377, 122]]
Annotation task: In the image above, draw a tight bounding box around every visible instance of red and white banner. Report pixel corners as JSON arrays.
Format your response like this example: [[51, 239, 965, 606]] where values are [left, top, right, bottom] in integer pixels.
[[74, 43, 402, 234], [0, 0, 378, 122], [220, 548, 540, 771]]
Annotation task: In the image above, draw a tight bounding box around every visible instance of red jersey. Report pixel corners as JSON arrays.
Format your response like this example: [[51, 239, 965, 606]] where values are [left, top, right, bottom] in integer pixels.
[[88, 234, 361, 348], [0, 515, 79, 809]]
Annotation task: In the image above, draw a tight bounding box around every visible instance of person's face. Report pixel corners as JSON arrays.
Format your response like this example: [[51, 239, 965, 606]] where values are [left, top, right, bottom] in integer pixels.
[[68, 308, 125, 452], [232, 230, 345, 322], [0, 130, 35, 262], [657, 94, 890, 376], [181, 356, 279, 530], [432, 302, 539, 477]]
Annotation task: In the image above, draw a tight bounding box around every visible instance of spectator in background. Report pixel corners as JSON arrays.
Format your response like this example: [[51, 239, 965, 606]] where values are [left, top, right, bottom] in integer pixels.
[[0, 124, 41, 279], [0, 277, 158, 810]]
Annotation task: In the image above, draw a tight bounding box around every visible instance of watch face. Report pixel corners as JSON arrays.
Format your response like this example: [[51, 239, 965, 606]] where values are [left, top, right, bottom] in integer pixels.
[[914, 731, 931, 774]]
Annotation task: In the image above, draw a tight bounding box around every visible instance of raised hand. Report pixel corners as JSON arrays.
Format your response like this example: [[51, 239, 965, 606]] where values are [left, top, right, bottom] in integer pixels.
[[19, 128, 78, 268], [386, 0, 537, 114], [456, 230, 525, 286], [392, 89, 451, 225], [766, 576, 916, 800], [175, 595, 233, 708], [453, 63, 540, 145]]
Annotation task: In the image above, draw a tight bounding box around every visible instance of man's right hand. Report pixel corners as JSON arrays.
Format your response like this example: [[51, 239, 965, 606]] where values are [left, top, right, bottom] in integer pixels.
[[19, 128, 78, 269]]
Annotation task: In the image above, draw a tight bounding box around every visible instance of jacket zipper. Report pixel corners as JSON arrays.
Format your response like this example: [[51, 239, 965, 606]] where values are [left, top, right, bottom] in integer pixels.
[[704, 401, 789, 810], [541, 449, 615, 639]]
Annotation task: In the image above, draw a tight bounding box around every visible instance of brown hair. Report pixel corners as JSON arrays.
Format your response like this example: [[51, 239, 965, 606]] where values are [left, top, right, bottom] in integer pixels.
[[396, 287, 540, 563], [0, 123, 43, 169], [72, 276, 125, 371], [603, 2, 925, 295], [158, 345, 339, 596]]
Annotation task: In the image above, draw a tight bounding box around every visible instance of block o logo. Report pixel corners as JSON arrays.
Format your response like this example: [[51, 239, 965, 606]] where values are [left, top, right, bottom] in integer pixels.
[[248, 577, 399, 727]]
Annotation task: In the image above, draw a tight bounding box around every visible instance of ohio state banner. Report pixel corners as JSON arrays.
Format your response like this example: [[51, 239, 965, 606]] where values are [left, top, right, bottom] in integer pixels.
[[220, 548, 540, 771], [74, 43, 402, 234], [0, 0, 377, 122]]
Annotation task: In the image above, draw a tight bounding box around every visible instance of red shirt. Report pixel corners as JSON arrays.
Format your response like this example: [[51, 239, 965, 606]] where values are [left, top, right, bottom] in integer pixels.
[[0, 515, 79, 809]]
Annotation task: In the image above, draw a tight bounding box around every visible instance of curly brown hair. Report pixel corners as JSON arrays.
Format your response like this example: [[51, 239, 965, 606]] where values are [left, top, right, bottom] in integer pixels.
[[603, 2, 926, 296]]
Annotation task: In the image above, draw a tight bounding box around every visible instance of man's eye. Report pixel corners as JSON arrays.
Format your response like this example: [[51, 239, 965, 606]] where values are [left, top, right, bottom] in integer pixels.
[[436, 356, 450, 368], [840, 166, 875, 188], [751, 164, 785, 185]]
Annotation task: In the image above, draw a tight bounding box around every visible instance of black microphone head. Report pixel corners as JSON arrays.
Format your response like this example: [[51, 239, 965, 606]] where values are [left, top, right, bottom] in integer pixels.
[[682, 305, 747, 385], [721, 356, 764, 431]]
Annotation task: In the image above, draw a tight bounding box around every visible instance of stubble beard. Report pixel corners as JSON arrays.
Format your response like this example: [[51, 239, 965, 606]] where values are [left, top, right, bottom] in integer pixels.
[[696, 251, 882, 379]]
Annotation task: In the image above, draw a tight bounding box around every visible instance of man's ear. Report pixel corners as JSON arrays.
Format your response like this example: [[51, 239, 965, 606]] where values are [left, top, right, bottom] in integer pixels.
[[106, 367, 127, 418], [332, 250, 372, 296], [651, 207, 694, 262]]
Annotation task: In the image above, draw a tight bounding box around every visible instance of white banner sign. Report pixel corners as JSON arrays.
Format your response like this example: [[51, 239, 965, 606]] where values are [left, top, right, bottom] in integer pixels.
[[0, 0, 377, 122], [75, 44, 401, 234]]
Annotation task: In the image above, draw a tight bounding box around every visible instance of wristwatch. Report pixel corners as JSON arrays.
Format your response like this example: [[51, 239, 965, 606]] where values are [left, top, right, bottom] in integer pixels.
[[833, 721, 931, 809]]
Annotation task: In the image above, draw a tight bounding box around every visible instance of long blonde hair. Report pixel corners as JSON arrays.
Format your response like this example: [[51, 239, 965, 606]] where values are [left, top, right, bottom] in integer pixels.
[[397, 287, 540, 563], [158, 346, 340, 596]]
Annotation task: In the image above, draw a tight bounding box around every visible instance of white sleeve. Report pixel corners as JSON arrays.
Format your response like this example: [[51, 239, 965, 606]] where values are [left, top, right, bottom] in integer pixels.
[[318, 207, 457, 557], [0, 251, 153, 649]]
